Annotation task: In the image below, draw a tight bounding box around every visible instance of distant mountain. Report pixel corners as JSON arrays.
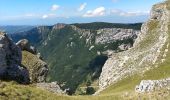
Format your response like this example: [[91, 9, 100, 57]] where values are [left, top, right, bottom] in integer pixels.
[[10, 22, 142, 94], [9, 26, 52, 45], [0, 25, 35, 34]]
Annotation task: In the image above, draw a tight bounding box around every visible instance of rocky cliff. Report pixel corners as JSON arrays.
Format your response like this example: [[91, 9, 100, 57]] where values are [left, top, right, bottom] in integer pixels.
[[99, 0, 170, 92], [71, 25, 140, 47], [0, 33, 48, 84], [0, 32, 30, 84]]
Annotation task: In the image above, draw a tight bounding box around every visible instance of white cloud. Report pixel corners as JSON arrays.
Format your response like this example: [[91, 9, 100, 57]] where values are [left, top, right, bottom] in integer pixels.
[[111, 9, 149, 17], [83, 7, 106, 17], [51, 4, 60, 11], [42, 13, 57, 19], [78, 3, 87, 11], [42, 14, 48, 19]]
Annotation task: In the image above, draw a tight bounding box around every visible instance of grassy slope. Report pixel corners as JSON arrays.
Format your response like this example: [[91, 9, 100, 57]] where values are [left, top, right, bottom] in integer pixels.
[[0, 79, 170, 100]]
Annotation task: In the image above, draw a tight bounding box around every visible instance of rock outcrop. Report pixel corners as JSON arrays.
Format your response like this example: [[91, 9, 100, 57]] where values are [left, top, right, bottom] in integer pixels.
[[0, 32, 30, 84], [99, 0, 170, 92], [95, 28, 140, 44], [22, 51, 48, 83], [52, 23, 66, 30], [71, 25, 140, 47], [37, 82, 65, 94], [16, 39, 36, 54], [19, 39, 48, 83], [135, 78, 170, 93]]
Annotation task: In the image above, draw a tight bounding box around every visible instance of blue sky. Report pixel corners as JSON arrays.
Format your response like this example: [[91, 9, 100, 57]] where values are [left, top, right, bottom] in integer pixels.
[[0, 0, 164, 25]]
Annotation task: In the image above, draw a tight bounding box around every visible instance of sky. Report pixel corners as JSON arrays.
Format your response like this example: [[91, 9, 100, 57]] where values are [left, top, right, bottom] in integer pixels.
[[0, 0, 164, 25]]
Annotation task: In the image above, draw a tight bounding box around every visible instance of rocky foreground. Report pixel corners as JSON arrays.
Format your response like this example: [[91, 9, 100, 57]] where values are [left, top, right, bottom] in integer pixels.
[[0, 32, 29, 84], [0, 32, 64, 94]]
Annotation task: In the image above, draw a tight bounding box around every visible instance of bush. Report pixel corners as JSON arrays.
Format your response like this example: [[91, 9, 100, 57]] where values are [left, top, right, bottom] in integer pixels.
[[86, 87, 95, 95]]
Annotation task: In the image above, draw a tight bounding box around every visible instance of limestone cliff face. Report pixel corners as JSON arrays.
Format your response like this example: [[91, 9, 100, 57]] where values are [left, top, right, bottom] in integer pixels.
[[71, 25, 140, 48], [99, 0, 170, 91], [0, 32, 30, 84], [95, 28, 139, 44]]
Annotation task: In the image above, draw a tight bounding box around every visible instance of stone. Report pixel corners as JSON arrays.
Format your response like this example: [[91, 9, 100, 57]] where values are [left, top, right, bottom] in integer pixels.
[[118, 43, 132, 51], [16, 39, 37, 54], [0, 32, 30, 84], [37, 82, 65, 94], [135, 78, 170, 93]]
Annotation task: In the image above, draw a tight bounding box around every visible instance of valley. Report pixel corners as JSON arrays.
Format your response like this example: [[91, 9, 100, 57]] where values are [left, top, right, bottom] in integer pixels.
[[7, 22, 142, 94], [0, 0, 170, 100]]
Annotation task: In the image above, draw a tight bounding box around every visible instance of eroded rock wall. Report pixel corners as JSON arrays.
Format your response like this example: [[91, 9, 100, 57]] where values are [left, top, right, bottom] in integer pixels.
[[0, 32, 30, 84]]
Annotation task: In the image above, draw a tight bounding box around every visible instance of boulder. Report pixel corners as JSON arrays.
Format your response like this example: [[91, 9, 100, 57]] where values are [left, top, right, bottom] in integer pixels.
[[16, 39, 36, 54], [135, 78, 170, 93], [0, 32, 30, 84], [37, 82, 65, 94]]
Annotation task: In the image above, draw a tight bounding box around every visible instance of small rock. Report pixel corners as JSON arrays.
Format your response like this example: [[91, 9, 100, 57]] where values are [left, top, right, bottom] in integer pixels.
[[37, 82, 65, 94], [16, 39, 37, 54], [135, 78, 170, 93]]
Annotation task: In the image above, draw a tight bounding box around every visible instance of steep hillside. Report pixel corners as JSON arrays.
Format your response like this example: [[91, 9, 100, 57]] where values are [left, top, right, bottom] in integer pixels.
[[38, 24, 141, 94], [9, 26, 52, 45], [99, 0, 170, 93], [10, 22, 141, 94]]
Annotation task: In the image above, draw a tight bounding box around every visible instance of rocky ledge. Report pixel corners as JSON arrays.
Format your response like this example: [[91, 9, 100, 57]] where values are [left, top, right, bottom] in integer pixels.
[[135, 78, 170, 93]]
